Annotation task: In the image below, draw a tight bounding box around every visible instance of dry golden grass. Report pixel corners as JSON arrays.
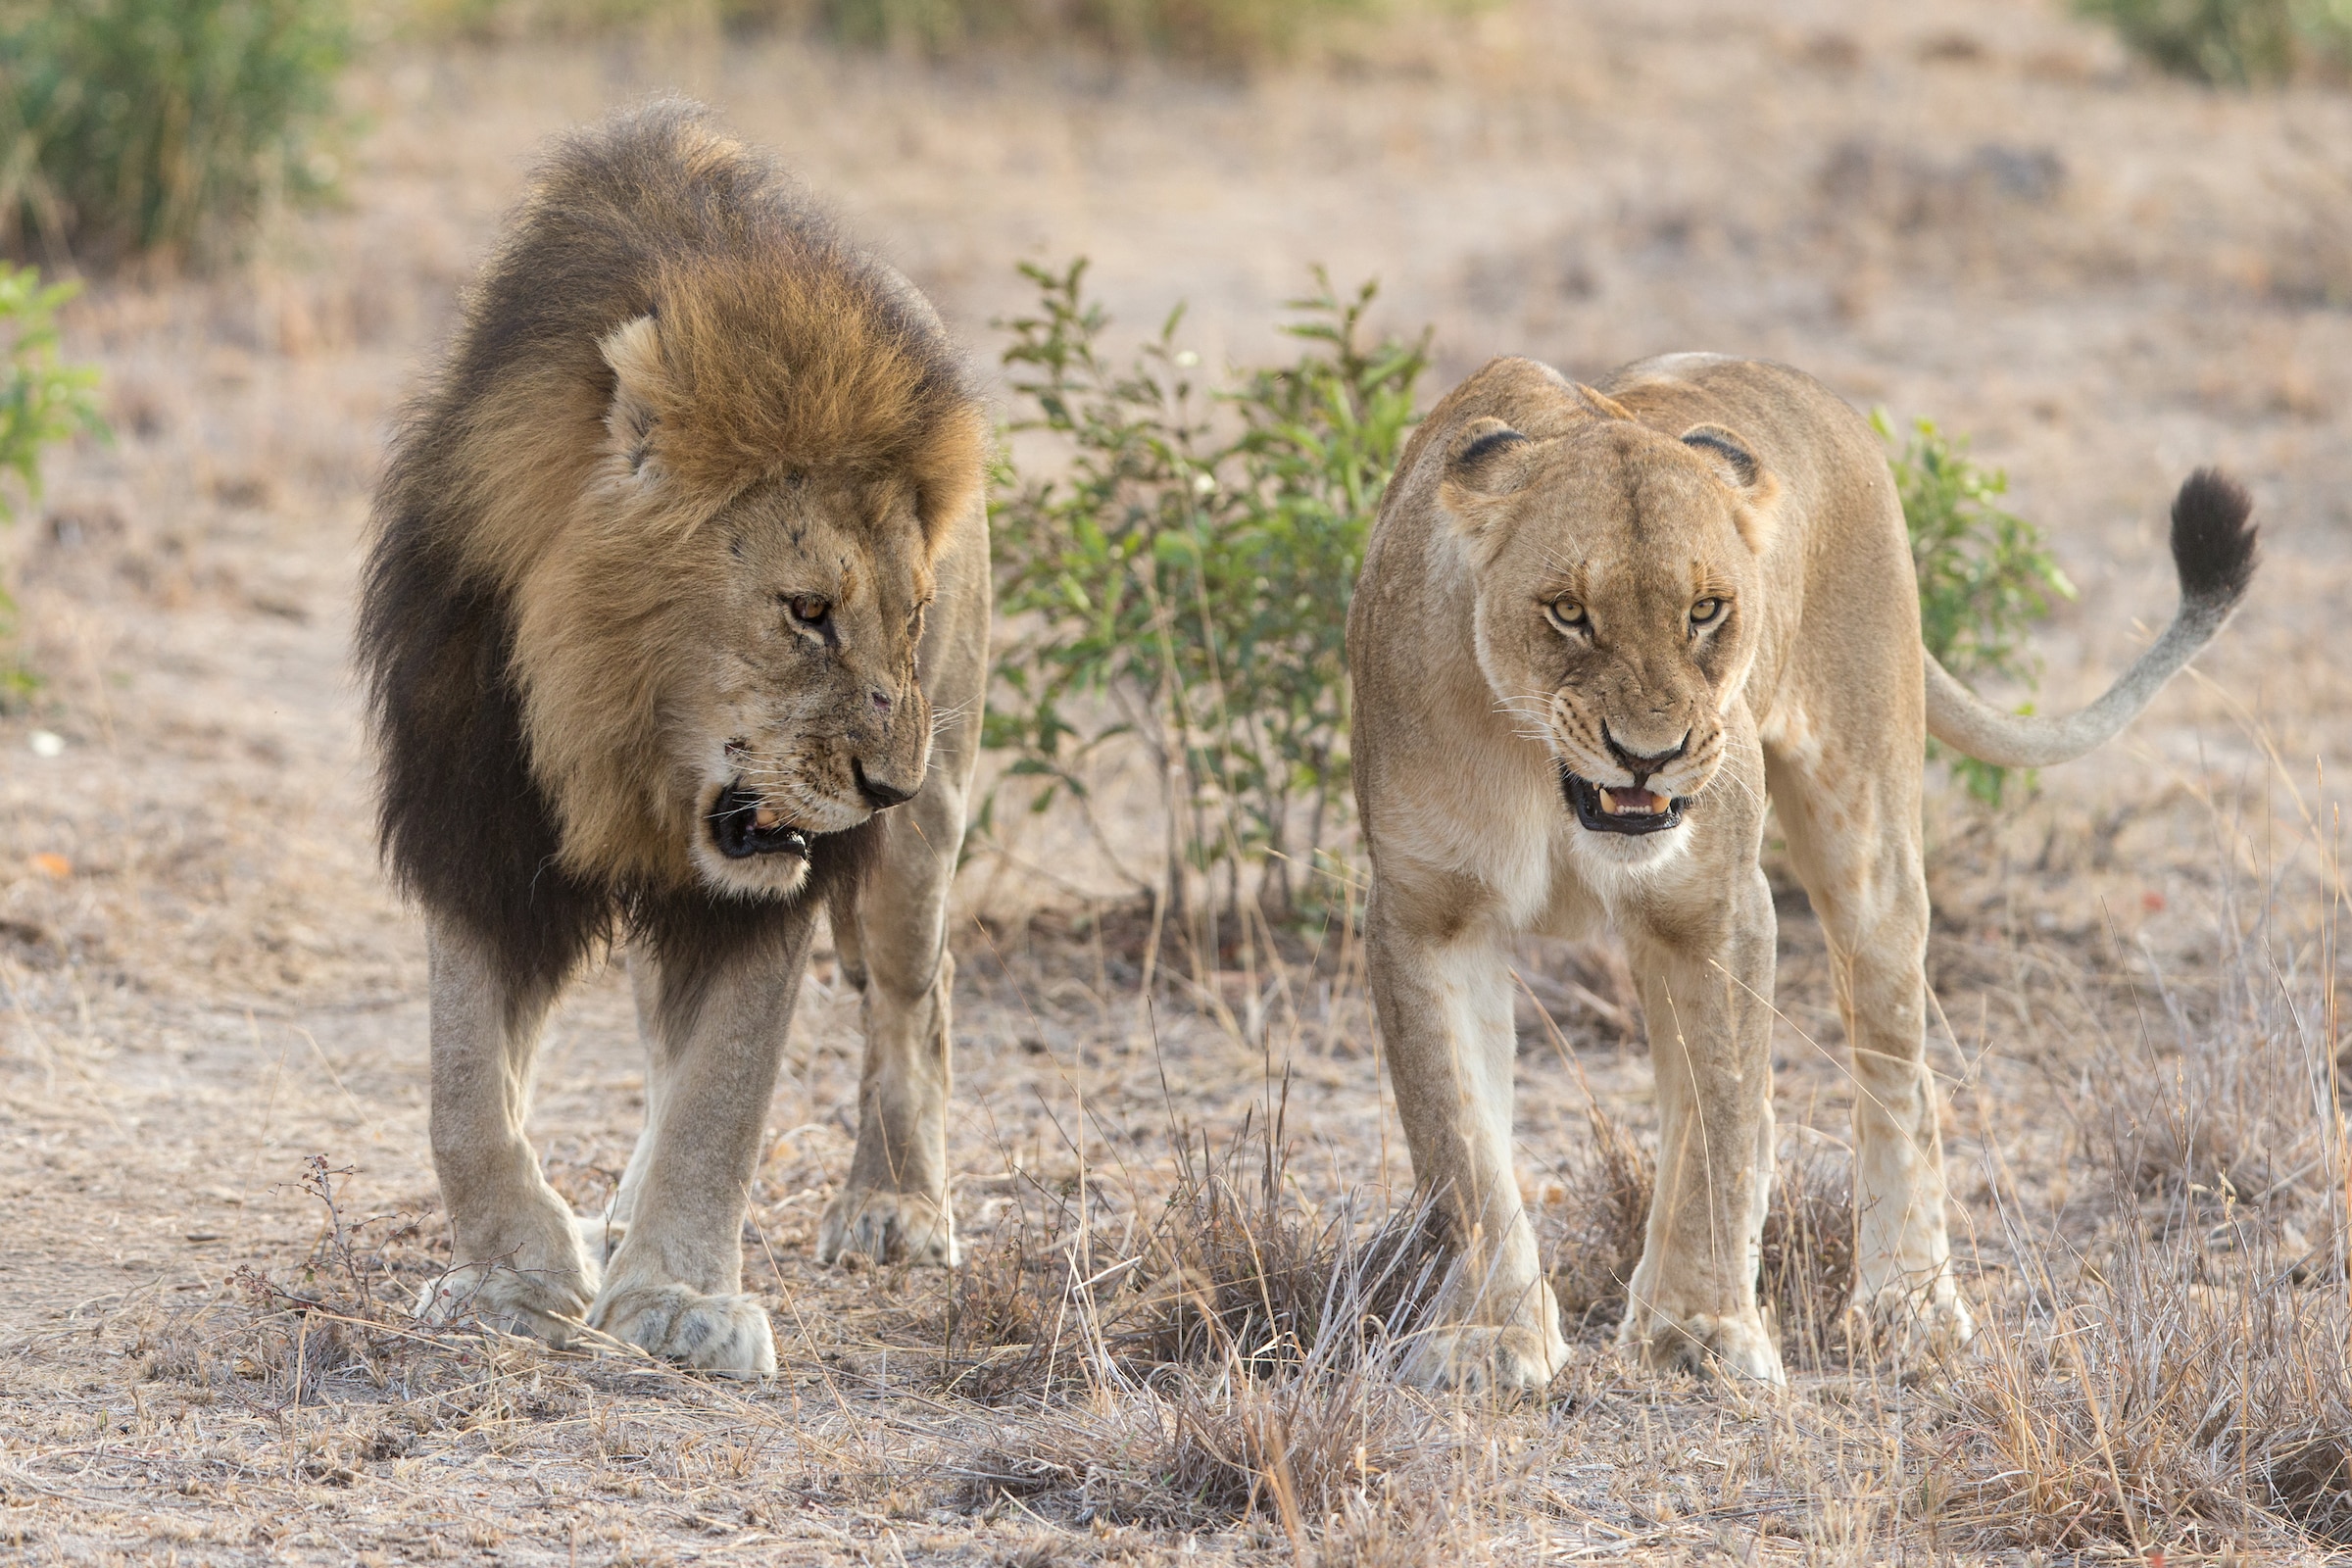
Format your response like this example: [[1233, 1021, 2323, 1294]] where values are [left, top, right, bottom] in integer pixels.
[[4, 2, 2352, 1561]]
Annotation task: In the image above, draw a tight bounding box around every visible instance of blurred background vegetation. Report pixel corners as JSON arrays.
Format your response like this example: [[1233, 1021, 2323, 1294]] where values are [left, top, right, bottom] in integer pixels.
[[2075, 0, 2352, 83], [0, 0, 2291, 896], [0, 0, 352, 269], [2, 0, 2343, 275]]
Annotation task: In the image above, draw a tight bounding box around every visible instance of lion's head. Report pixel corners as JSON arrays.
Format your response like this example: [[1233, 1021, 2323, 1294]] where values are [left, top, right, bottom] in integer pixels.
[[1438, 373, 1778, 871], [499, 248, 989, 901]]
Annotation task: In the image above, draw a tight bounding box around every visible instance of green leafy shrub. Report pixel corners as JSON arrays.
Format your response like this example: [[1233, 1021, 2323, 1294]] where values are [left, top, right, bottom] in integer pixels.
[[0, 263, 106, 695], [1876, 410, 2075, 804], [986, 259, 1427, 924], [0, 0, 351, 266], [2073, 0, 2352, 85]]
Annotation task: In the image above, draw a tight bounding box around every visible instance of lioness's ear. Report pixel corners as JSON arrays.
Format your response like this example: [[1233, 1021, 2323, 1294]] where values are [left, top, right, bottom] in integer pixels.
[[599, 314, 666, 487], [1438, 416, 1539, 539], [1680, 423, 1781, 553]]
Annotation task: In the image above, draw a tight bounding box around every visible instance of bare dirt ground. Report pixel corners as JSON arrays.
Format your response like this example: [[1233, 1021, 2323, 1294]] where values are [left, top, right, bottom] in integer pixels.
[[4, 1, 2351, 1561]]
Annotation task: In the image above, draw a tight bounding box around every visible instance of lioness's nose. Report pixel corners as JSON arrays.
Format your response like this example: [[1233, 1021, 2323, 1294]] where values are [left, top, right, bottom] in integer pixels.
[[1602, 722, 1690, 780], [852, 758, 915, 809]]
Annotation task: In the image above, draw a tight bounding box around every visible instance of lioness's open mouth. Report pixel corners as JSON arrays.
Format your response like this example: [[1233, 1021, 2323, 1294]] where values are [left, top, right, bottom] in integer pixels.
[[1563, 772, 1687, 836], [709, 782, 813, 859]]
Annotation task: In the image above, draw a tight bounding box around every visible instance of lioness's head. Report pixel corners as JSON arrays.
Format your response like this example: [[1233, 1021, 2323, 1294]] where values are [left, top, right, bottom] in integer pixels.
[[509, 250, 988, 901], [1440, 377, 1777, 869]]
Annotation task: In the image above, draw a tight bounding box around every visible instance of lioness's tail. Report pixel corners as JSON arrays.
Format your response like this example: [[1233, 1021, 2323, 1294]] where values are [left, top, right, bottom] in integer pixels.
[[1925, 469, 2258, 769]]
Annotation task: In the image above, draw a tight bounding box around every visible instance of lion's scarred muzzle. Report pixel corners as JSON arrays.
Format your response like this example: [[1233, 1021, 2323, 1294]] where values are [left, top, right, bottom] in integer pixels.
[[709, 782, 814, 860]]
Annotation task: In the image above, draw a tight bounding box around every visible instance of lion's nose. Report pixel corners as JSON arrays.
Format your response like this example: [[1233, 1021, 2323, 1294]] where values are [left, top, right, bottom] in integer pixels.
[[852, 759, 915, 809]]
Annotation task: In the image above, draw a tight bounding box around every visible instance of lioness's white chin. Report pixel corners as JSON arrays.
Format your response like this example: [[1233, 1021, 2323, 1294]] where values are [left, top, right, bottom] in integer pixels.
[[1568, 825, 1691, 872]]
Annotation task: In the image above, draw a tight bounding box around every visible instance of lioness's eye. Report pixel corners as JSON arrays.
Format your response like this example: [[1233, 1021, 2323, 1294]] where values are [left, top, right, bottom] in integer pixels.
[[784, 594, 831, 626], [1546, 598, 1589, 633], [1690, 597, 1725, 628]]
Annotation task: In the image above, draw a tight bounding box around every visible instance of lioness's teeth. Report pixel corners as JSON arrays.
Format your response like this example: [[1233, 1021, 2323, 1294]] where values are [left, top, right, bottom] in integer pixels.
[[1598, 787, 1667, 815], [753, 807, 782, 831]]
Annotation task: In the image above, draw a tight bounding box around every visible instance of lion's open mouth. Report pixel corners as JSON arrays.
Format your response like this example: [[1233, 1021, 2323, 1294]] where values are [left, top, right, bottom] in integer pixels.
[[709, 782, 813, 860], [1563, 772, 1688, 837]]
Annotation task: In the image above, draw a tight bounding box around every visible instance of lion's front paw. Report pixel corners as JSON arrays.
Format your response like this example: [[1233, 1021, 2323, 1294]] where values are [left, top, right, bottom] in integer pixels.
[[1843, 1278, 1976, 1368], [414, 1261, 595, 1347], [1399, 1325, 1566, 1396], [588, 1283, 776, 1379], [817, 1187, 958, 1268], [1618, 1303, 1786, 1385]]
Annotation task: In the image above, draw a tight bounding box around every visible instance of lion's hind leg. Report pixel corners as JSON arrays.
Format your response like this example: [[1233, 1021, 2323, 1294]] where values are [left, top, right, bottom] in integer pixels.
[[816, 539, 985, 1271], [586, 912, 815, 1379], [814, 749, 967, 1268], [415, 915, 600, 1344]]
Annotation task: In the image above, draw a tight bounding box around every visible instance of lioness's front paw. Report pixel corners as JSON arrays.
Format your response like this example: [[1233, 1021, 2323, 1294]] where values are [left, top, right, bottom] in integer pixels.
[[588, 1283, 776, 1379], [1843, 1279, 1976, 1367], [1399, 1325, 1566, 1396], [817, 1187, 958, 1267], [414, 1261, 595, 1346], [1618, 1304, 1786, 1385]]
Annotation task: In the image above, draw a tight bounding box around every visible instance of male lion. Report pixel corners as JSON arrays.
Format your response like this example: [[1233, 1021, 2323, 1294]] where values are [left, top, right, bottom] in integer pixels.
[[1348, 354, 2255, 1390], [357, 102, 990, 1377]]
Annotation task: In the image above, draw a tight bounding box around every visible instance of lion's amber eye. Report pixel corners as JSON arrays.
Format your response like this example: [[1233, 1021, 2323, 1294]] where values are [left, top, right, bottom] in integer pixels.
[[1690, 597, 1726, 628], [784, 594, 831, 627], [1546, 598, 1589, 633]]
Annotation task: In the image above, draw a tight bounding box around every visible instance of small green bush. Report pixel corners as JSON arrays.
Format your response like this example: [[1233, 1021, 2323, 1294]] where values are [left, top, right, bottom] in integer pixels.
[[986, 259, 1427, 924], [1876, 410, 2075, 805], [2074, 0, 2352, 84], [0, 0, 351, 266], [0, 263, 105, 694]]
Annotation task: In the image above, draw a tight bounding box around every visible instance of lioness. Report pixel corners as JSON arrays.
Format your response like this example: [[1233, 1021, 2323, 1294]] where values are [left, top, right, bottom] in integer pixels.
[[358, 102, 990, 1377], [1348, 354, 2255, 1389]]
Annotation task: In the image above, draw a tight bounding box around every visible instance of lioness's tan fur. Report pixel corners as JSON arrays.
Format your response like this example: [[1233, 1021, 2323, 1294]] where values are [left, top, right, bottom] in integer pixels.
[[359, 101, 991, 1377], [1348, 352, 2253, 1389]]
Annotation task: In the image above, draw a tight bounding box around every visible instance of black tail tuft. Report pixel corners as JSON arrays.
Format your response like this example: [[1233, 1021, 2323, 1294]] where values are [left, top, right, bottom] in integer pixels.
[[2170, 466, 2258, 614]]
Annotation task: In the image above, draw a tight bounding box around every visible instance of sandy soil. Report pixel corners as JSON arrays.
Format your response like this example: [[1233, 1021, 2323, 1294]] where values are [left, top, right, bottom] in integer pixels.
[[4, 1, 2350, 1561]]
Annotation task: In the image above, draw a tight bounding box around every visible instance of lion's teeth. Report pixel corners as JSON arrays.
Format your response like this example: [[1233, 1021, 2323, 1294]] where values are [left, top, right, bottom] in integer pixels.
[[753, 807, 782, 831]]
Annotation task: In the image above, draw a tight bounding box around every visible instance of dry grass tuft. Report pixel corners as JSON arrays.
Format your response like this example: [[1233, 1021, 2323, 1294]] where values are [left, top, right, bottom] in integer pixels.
[[1543, 1100, 1856, 1364], [1938, 1222, 2352, 1550], [935, 1086, 1450, 1401], [127, 1154, 595, 1426]]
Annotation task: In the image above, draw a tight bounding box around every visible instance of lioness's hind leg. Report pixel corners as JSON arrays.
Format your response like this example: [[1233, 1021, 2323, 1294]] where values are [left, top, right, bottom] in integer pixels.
[[1615, 864, 1785, 1386], [416, 916, 598, 1343], [1365, 898, 1569, 1395], [1765, 739, 1975, 1361]]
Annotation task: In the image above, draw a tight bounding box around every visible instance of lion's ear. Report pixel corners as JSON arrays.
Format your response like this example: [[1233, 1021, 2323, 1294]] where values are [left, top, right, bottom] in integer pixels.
[[599, 314, 668, 488], [1439, 416, 1540, 538], [1680, 423, 1781, 553], [907, 400, 990, 559], [1572, 382, 1636, 421]]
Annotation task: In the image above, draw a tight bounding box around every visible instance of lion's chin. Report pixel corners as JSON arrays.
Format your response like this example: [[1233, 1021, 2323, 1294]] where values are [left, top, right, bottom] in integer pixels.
[[688, 780, 818, 900]]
